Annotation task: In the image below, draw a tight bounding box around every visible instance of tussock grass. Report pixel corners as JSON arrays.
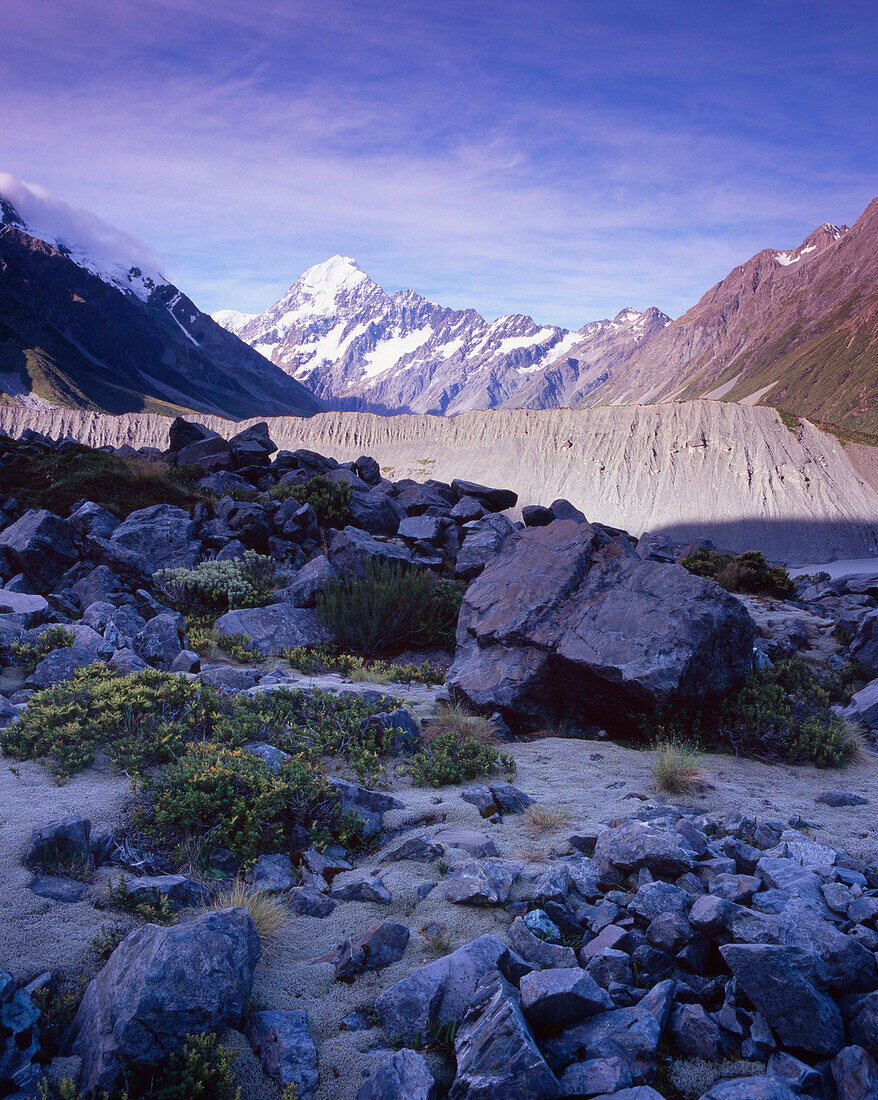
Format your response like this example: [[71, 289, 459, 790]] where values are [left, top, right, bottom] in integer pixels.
[[524, 803, 571, 835], [652, 740, 705, 794], [208, 881, 291, 944], [422, 702, 496, 745]]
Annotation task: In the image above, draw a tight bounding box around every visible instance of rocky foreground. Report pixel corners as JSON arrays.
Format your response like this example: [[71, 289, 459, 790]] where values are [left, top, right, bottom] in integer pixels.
[[1, 420, 878, 1098]]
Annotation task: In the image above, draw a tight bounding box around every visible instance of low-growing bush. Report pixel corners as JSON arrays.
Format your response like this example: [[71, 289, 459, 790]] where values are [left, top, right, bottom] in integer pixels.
[[270, 474, 351, 527], [284, 645, 444, 685], [143, 742, 361, 862], [0, 437, 207, 518], [38, 1032, 242, 1100], [316, 560, 464, 656], [9, 625, 76, 672], [154, 551, 282, 612], [407, 723, 514, 787], [1, 663, 207, 780], [641, 658, 858, 767], [682, 549, 795, 600], [184, 614, 266, 664]]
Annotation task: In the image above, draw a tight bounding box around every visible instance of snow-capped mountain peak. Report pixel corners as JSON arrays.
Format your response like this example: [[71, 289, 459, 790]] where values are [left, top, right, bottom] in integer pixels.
[[214, 258, 671, 414], [0, 171, 166, 302]]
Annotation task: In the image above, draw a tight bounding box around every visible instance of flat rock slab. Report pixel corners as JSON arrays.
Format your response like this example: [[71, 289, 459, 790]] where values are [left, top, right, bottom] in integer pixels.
[[432, 829, 499, 858], [215, 604, 331, 655]]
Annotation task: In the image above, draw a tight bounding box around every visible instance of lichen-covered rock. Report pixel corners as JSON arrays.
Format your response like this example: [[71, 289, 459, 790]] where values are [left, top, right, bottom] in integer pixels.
[[110, 503, 199, 570], [357, 1049, 436, 1100]]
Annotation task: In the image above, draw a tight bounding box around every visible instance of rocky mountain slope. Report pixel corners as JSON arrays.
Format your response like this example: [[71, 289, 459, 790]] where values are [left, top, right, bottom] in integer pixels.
[[214, 255, 669, 415], [2, 401, 876, 564], [0, 175, 322, 419], [584, 199, 878, 436]]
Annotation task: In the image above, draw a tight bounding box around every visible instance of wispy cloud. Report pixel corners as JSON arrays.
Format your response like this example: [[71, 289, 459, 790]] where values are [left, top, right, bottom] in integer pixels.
[[2, 0, 875, 326]]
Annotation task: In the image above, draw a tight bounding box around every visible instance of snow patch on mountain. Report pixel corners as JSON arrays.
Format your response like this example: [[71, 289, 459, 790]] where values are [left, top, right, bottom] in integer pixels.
[[0, 170, 166, 301]]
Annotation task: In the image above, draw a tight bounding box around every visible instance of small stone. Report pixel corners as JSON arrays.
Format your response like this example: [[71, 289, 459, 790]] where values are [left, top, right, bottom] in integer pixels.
[[246, 853, 296, 893], [433, 828, 499, 858], [381, 836, 441, 863], [287, 887, 336, 918], [29, 875, 86, 902], [817, 790, 869, 807], [330, 922, 410, 981], [520, 967, 612, 1033], [709, 874, 761, 904], [331, 873, 392, 905], [445, 861, 519, 906]]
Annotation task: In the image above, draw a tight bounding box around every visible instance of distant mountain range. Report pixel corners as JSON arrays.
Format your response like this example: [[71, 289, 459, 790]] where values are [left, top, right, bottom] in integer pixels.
[[0, 177, 321, 419], [214, 255, 671, 415], [1, 170, 874, 436], [216, 197, 877, 435]]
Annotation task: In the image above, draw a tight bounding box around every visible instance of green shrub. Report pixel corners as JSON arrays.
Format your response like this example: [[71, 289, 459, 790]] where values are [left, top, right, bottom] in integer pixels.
[[1, 663, 206, 780], [682, 549, 795, 599], [38, 1032, 242, 1099], [154, 551, 281, 612], [143, 742, 361, 862], [9, 625, 76, 672], [206, 685, 398, 785], [316, 560, 463, 656], [284, 645, 444, 685], [0, 437, 207, 518], [641, 657, 858, 767], [270, 474, 351, 527], [104, 873, 178, 924], [408, 730, 514, 787]]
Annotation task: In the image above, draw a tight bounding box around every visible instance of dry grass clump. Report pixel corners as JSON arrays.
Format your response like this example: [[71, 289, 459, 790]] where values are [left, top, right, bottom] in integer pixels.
[[207, 882, 291, 945], [419, 923, 453, 958], [422, 702, 496, 745], [524, 803, 572, 834], [652, 740, 704, 794], [516, 836, 553, 863]]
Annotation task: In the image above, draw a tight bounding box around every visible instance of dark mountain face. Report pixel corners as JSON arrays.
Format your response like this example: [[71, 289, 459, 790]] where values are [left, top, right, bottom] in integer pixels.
[[0, 209, 322, 420], [581, 200, 878, 437]]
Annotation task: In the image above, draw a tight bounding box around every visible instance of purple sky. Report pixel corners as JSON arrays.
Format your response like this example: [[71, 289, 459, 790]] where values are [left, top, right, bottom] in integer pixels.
[[2, 0, 876, 327]]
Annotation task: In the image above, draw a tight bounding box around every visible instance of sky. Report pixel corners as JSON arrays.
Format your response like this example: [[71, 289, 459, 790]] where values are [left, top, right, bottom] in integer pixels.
[[1, 0, 876, 328]]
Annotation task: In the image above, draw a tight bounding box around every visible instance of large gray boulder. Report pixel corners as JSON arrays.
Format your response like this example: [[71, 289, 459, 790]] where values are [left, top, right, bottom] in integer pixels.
[[448, 520, 756, 730], [0, 509, 79, 586], [68, 907, 260, 1093], [214, 603, 331, 655], [110, 504, 199, 570], [374, 934, 530, 1046], [0, 588, 48, 628], [720, 944, 844, 1055], [449, 970, 559, 1099]]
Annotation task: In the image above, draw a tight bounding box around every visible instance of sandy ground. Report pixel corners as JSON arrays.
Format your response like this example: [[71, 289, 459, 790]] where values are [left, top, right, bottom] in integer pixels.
[[3, 719, 878, 1099]]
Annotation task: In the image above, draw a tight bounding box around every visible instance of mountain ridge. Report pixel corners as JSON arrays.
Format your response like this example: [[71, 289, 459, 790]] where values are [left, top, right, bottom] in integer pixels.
[[0, 175, 322, 420]]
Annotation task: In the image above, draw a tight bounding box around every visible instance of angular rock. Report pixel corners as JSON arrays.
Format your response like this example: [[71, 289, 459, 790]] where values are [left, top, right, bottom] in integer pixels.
[[288, 886, 336, 918], [381, 836, 441, 863], [27, 816, 91, 871], [329, 527, 413, 578], [697, 1079, 799, 1100], [449, 520, 755, 730], [670, 1002, 722, 1060], [328, 777, 404, 838], [845, 679, 878, 733], [629, 880, 692, 922], [520, 967, 612, 1033], [374, 933, 531, 1045], [451, 479, 518, 513], [357, 1049, 436, 1100], [816, 789, 870, 807], [331, 873, 392, 905], [432, 828, 499, 858], [455, 514, 515, 580], [832, 1045, 878, 1100], [594, 821, 697, 878], [541, 979, 675, 1083], [29, 874, 87, 902], [850, 610, 878, 676], [330, 922, 410, 981], [720, 944, 844, 1055], [0, 970, 40, 1095], [445, 860, 519, 906], [766, 1051, 823, 1094], [0, 509, 78, 586], [246, 1010, 319, 1097], [113, 874, 211, 909], [362, 709, 421, 755], [449, 970, 559, 1099], [0, 588, 48, 628], [68, 907, 260, 1093], [111, 504, 198, 570], [558, 1056, 632, 1097], [281, 554, 338, 607], [136, 612, 185, 669], [509, 917, 579, 970], [246, 853, 297, 892], [68, 501, 121, 540], [215, 603, 331, 655]]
